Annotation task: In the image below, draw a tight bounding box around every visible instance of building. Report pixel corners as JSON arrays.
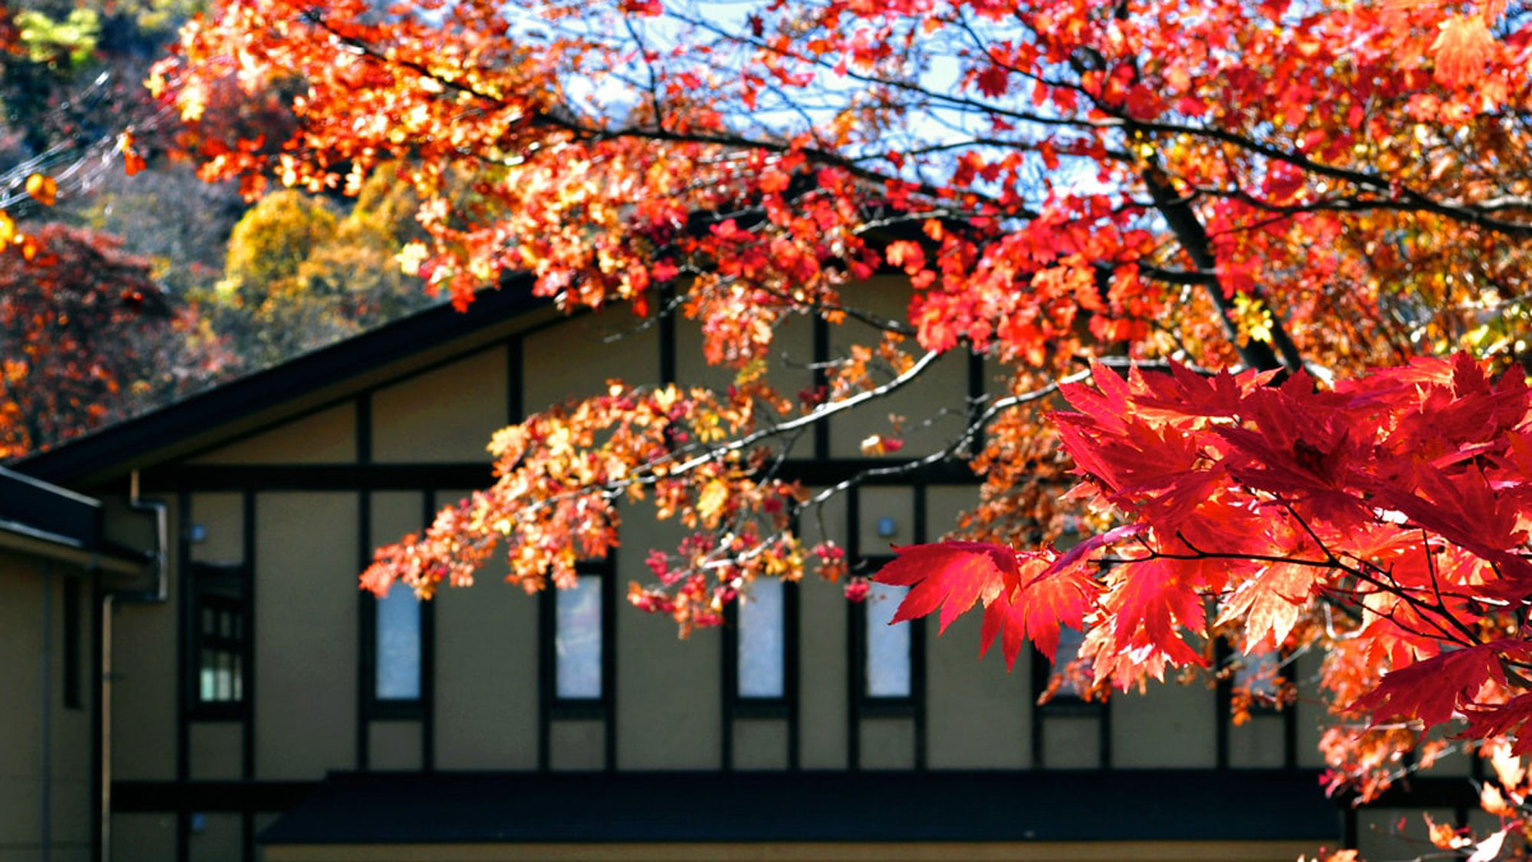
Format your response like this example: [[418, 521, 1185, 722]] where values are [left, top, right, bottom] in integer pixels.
[[0, 465, 152, 861], [11, 275, 1432, 861]]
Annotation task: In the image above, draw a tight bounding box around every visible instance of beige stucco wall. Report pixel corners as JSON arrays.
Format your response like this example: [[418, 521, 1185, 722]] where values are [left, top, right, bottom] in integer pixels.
[[255, 491, 358, 779], [926, 609, 1031, 769], [825, 276, 971, 458], [189, 403, 356, 464], [0, 556, 95, 862], [523, 313, 660, 409], [372, 347, 508, 463], [433, 484, 539, 771]]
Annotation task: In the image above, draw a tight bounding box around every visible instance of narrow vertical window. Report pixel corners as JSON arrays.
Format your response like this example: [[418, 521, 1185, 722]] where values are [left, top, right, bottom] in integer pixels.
[[1234, 648, 1283, 703], [375, 581, 422, 701], [190, 562, 250, 718], [63, 577, 81, 709], [737, 577, 785, 699], [1047, 626, 1091, 700], [865, 581, 911, 698], [555, 574, 603, 700]]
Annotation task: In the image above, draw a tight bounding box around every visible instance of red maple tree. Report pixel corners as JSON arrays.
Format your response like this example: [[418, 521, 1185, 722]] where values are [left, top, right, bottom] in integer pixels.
[[0, 223, 228, 457], [153, 0, 1532, 852]]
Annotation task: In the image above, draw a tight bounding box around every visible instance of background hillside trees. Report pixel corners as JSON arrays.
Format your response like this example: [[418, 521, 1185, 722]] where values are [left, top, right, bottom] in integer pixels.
[[0, 222, 227, 456], [206, 174, 437, 366], [0, 1, 441, 453], [123, 0, 1532, 851]]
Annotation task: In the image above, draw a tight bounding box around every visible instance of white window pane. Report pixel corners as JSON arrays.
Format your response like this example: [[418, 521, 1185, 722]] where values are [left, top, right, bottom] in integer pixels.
[[1052, 626, 1089, 698], [556, 575, 603, 699], [200, 651, 216, 702], [1235, 649, 1281, 701], [376, 581, 422, 700], [738, 578, 785, 698], [866, 582, 911, 698]]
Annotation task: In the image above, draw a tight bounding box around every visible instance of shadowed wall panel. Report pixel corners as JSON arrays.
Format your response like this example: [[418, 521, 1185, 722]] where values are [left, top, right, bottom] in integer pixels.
[[188, 811, 242, 862], [372, 347, 508, 463], [798, 492, 848, 770], [434, 549, 539, 770], [732, 719, 790, 770], [826, 277, 970, 459], [523, 317, 659, 411], [188, 724, 241, 780], [926, 610, 1030, 769], [859, 718, 916, 770], [369, 722, 422, 771], [256, 492, 357, 779], [189, 403, 355, 464], [617, 525, 721, 769], [1112, 684, 1217, 768]]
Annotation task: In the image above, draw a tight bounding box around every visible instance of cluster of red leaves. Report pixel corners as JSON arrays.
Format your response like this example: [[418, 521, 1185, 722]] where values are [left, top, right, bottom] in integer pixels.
[[154, 0, 1532, 841], [0, 223, 224, 457], [877, 355, 1532, 794], [362, 377, 831, 634]]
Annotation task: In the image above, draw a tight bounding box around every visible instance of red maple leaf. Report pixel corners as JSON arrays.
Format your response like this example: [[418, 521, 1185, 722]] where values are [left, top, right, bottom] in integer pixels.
[[975, 64, 1009, 97], [1216, 562, 1317, 652], [1431, 14, 1494, 88], [979, 553, 1096, 668], [874, 541, 1019, 633], [1352, 640, 1528, 727]]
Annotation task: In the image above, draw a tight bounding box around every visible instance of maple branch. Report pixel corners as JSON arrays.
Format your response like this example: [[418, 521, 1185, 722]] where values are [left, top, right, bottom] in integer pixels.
[[1119, 117, 1532, 238], [1138, 162, 1303, 374]]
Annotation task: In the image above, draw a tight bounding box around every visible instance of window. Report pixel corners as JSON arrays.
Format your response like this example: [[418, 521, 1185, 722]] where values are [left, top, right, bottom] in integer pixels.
[[1034, 625, 1104, 711], [375, 581, 422, 701], [190, 562, 249, 717], [555, 573, 604, 700], [736, 577, 786, 700], [1048, 626, 1091, 700], [864, 581, 911, 699], [539, 560, 615, 770], [1232, 647, 1285, 704]]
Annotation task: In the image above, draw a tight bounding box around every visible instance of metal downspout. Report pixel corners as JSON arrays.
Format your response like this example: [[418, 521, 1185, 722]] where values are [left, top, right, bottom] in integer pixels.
[[100, 471, 168, 862]]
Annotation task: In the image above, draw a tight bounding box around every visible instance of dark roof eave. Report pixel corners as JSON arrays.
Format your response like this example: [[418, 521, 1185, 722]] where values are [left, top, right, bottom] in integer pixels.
[[14, 278, 547, 487], [259, 769, 1341, 846]]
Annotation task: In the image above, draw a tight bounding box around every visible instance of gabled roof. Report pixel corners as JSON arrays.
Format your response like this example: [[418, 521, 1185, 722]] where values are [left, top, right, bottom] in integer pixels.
[[15, 279, 548, 488]]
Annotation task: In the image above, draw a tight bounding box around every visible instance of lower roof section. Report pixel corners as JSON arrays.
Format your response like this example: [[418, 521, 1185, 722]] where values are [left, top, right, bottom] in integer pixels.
[[259, 769, 1341, 848], [264, 839, 1331, 862]]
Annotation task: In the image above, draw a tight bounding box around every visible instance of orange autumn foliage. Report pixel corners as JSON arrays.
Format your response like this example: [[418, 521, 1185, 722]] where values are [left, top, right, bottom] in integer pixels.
[[155, 0, 1532, 852]]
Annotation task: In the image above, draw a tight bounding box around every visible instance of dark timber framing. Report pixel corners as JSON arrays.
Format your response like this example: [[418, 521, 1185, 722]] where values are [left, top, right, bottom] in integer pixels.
[[538, 557, 618, 772], [1030, 642, 1112, 770], [19, 272, 1366, 857], [1214, 640, 1298, 771], [63, 575, 81, 710], [240, 489, 257, 862], [845, 486, 928, 771], [721, 577, 801, 771], [174, 493, 191, 862]]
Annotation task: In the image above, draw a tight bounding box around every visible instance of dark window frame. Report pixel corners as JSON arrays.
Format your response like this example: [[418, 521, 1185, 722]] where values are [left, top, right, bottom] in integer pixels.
[[1030, 628, 1105, 718], [850, 554, 924, 716], [541, 558, 616, 719], [188, 561, 251, 721], [724, 577, 799, 718], [362, 581, 431, 721]]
